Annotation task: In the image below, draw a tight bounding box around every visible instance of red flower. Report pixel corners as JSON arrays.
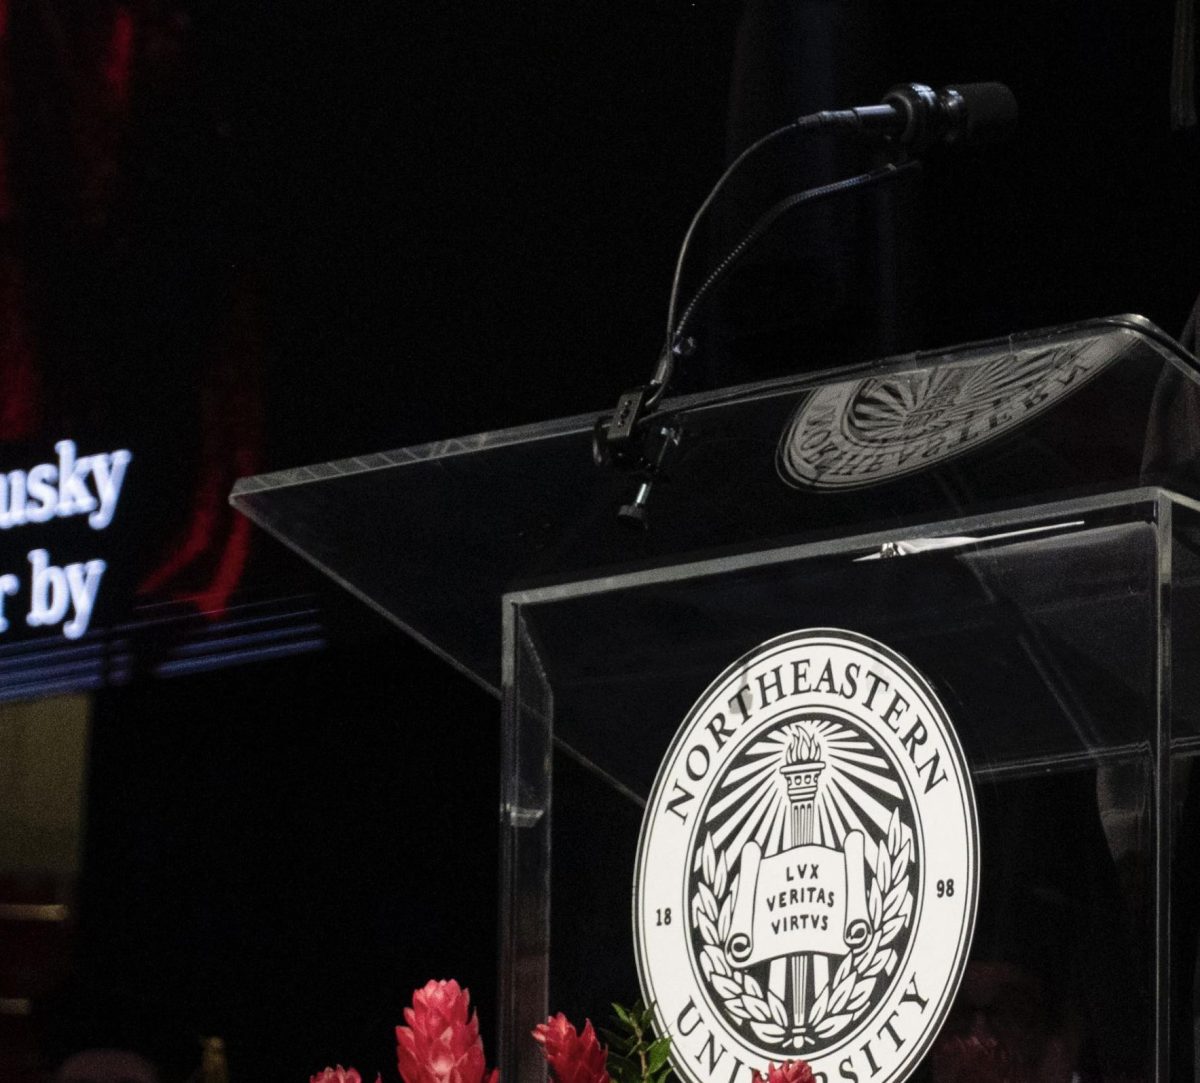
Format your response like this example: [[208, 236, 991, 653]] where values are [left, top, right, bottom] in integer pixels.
[[311, 1068, 376, 1083], [750, 1061, 815, 1083], [396, 979, 498, 1083], [532, 1013, 609, 1083]]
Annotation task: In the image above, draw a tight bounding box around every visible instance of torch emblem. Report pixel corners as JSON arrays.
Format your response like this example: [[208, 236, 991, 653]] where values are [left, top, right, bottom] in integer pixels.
[[780, 728, 827, 1026], [692, 716, 892, 1052]]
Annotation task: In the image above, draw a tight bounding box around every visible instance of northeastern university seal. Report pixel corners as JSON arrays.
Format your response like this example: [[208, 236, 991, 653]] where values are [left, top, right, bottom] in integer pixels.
[[634, 630, 978, 1083], [777, 336, 1120, 490]]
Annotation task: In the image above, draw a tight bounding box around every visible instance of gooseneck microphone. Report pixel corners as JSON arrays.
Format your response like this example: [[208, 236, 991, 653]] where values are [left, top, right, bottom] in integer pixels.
[[596, 81, 1018, 526], [649, 82, 1018, 399], [820, 82, 1018, 150]]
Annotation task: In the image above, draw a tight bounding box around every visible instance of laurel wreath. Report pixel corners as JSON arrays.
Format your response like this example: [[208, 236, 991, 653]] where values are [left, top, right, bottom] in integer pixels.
[[692, 808, 914, 1050]]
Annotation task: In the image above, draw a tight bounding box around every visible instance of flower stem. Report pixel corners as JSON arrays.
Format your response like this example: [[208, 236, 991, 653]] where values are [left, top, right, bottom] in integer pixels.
[[634, 1019, 648, 1083]]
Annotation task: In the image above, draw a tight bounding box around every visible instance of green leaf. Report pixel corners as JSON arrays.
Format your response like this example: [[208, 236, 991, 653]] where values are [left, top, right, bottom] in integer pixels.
[[647, 1039, 671, 1074], [612, 1002, 634, 1028]]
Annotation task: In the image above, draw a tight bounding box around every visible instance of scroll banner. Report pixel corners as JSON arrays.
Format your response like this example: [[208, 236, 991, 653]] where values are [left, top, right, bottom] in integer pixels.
[[725, 831, 870, 967]]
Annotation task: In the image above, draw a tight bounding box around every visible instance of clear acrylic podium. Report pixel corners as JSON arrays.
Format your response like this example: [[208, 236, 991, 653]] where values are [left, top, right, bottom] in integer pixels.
[[232, 315, 1200, 1083]]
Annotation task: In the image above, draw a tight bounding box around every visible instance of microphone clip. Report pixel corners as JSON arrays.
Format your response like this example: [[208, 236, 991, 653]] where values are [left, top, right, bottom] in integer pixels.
[[594, 405, 683, 529], [595, 333, 693, 466]]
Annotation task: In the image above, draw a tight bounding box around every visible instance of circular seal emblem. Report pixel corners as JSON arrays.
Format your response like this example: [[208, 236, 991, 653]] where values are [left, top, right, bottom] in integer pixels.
[[633, 629, 978, 1083], [777, 335, 1121, 490]]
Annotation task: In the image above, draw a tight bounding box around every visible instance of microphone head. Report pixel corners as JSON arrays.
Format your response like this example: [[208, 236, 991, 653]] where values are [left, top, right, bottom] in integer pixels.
[[882, 81, 1017, 150], [945, 82, 1018, 144]]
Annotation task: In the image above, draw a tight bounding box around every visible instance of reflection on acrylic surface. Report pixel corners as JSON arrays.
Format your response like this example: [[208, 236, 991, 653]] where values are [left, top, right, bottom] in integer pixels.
[[931, 961, 1080, 1083], [52, 1048, 159, 1083], [924, 770, 1151, 1083]]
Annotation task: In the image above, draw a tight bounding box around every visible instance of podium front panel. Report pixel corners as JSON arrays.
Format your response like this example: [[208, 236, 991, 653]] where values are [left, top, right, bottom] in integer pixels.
[[500, 489, 1196, 1083]]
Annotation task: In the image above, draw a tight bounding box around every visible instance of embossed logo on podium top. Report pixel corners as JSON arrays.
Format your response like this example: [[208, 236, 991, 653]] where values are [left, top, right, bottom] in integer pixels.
[[777, 336, 1122, 490], [633, 630, 978, 1083]]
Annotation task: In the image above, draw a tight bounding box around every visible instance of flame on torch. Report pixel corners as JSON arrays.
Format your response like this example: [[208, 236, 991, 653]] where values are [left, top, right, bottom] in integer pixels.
[[785, 727, 823, 765]]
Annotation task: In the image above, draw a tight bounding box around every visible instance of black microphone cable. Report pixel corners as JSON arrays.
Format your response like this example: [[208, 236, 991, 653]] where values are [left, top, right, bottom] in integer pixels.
[[666, 159, 922, 392], [653, 111, 852, 410]]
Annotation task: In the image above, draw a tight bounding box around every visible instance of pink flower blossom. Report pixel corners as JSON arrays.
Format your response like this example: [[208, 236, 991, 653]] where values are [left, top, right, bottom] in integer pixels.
[[396, 979, 498, 1083], [532, 1013, 609, 1083], [311, 1067, 376, 1083], [750, 1061, 815, 1083]]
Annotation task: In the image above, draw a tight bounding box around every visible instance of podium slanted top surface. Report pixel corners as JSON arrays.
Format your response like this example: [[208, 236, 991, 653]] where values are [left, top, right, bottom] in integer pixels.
[[230, 315, 1200, 693]]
